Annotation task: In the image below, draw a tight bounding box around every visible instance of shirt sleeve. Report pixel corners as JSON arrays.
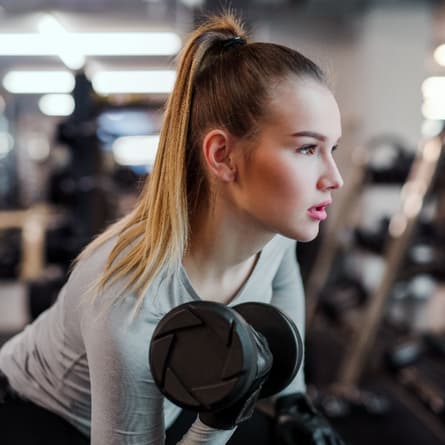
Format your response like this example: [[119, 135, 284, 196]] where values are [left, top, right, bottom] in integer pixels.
[[81, 297, 237, 445], [82, 300, 165, 445], [269, 241, 306, 396]]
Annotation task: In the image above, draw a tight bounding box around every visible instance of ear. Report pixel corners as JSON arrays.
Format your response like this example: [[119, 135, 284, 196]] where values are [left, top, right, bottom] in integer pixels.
[[202, 129, 237, 182]]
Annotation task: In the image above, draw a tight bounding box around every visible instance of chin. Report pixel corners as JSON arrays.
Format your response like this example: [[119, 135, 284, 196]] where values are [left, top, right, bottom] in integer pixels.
[[298, 233, 319, 243], [281, 226, 320, 242]]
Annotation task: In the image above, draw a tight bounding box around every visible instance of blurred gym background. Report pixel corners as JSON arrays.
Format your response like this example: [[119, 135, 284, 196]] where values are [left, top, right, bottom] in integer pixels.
[[0, 1, 444, 444]]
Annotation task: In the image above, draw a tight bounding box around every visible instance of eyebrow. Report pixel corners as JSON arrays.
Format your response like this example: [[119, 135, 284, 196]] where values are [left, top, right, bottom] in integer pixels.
[[291, 131, 341, 143], [290, 131, 327, 141]]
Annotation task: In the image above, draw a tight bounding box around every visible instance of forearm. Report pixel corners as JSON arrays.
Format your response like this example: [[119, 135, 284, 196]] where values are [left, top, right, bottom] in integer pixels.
[[177, 417, 236, 445]]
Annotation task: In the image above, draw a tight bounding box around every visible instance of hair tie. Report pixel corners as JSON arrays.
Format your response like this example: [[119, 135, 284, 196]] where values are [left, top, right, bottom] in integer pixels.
[[222, 36, 246, 49]]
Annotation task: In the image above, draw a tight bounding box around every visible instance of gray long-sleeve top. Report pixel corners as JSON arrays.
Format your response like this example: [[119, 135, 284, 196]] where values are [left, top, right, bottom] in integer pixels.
[[0, 234, 305, 444]]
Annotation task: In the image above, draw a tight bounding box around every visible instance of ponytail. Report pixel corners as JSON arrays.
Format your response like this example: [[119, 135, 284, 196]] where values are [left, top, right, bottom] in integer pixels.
[[78, 13, 249, 308]]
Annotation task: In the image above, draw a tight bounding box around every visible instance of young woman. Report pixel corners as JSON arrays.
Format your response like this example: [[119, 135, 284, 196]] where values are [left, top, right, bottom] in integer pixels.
[[0, 12, 343, 445]]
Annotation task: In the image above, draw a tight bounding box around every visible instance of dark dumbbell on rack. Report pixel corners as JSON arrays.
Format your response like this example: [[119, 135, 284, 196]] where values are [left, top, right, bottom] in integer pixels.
[[353, 217, 390, 255], [0, 229, 21, 279], [423, 331, 445, 358], [364, 137, 415, 184], [383, 330, 445, 423], [45, 223, 89, 272], [387, 274, 437, 330], [319, 276, 368, 323], [384, 337, 424, 372], [310, 386, 391, 419]]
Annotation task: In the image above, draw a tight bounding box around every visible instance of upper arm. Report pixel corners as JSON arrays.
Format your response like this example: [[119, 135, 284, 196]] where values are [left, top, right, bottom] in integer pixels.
[[82, 303, 166, 445]]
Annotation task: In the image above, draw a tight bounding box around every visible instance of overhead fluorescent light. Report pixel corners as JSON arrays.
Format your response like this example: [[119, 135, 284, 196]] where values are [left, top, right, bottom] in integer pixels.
[[0, 32, 181, 56], [112, 135, 159, 167], [79, 33, 181, 56], [2, 69, 175, 95], [92, 70, 176, 94], [3, 70, 75, 94], [38, 14, 85, 70], [38, 94, 75, 116]]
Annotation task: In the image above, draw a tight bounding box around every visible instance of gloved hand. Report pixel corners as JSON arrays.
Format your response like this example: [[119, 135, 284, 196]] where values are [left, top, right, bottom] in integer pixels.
[[199, 326, 273, 430], [274, 393, 348, 445]]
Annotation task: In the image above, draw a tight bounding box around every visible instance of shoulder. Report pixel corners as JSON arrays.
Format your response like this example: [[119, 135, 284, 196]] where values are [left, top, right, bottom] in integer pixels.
[[69, 235, 118, 288]]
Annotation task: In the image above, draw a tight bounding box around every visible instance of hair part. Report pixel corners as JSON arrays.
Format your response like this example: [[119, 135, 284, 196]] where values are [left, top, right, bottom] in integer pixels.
[[77, 12, 327, 312]]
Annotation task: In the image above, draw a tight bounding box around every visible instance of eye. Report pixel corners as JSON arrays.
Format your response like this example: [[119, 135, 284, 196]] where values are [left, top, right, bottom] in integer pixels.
[[332, 144, 339, 153], [297, 144, 317, 155]]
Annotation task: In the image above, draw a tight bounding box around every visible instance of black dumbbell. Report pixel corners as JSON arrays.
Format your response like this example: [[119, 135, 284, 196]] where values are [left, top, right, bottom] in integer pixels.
[[149, 301, 303, 427], [384, 337, 424, 372]]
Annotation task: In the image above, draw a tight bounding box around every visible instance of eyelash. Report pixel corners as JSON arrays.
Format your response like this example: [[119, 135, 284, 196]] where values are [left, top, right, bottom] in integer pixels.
[[296, 144, 339, 155], [297, 144, 317, 155]]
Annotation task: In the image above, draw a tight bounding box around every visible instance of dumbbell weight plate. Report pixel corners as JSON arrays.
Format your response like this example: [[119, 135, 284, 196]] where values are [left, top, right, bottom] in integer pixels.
[[149, 301, 258, 412], [233, 302, 303, 398]]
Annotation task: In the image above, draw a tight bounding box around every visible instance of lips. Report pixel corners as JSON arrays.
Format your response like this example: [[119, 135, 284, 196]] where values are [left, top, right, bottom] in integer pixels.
[[307, 201, 332, 221]]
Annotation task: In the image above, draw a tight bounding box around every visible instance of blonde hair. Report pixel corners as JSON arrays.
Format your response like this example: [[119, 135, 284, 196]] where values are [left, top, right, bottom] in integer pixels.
[[78, 12, 326, 309]]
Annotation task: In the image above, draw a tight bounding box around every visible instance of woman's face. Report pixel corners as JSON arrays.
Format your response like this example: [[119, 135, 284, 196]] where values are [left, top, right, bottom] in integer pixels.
[[230, 77, 343, 242]]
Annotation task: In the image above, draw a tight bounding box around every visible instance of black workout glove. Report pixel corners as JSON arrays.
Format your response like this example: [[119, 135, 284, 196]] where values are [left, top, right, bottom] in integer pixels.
[[274, 393, 348, 445], [199, 326, 273, 430]]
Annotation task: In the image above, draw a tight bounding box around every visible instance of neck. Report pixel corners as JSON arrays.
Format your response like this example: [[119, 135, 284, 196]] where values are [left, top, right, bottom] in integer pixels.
[[183, 196, 274, 301]]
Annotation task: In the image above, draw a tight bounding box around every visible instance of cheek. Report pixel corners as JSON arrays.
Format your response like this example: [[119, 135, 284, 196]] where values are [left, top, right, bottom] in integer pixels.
[[253, 158, 307, 203]]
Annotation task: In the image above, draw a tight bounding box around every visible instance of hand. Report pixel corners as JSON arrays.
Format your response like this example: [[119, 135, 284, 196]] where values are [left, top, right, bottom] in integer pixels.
[[274, 393, 348, 445]]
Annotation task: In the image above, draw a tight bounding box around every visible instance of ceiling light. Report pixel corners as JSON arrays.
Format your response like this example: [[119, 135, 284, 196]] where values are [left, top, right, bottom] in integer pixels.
[[0, 32, 181, 56], [38, 94, 75, 116], [112, 135, 159, 167], [421, 99, 445, 120], [179, 0, 205, 6], [3, 71, 74, 94], [38, 14, 85, 70], [421, 76, 445, 99], [92, 70, 176, 94], [434, 44, 445, 66]]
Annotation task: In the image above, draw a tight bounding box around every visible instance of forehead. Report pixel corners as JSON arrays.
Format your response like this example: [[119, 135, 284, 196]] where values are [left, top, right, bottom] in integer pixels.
[[265, 77, 341, 138]]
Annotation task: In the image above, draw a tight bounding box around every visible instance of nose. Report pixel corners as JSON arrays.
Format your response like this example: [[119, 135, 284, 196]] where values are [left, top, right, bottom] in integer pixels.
[[317, 156, 344, 191]]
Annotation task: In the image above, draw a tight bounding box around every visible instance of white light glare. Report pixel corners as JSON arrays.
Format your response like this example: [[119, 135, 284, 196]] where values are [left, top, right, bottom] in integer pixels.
[[112, 135, 159, 167], [93, 70, 176, 94], [3, 71, 74, 94], [38, 14, 85, 70], [39, 94, 75, 116], [421, 77, 445, 100], [422, 99, 445, 120], [0, 32, 181, 56], [434, 44, 445, 66]]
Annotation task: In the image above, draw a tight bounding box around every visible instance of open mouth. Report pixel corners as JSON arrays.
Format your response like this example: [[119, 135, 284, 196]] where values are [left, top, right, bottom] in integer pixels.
[[307, 204, 329, 221]]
